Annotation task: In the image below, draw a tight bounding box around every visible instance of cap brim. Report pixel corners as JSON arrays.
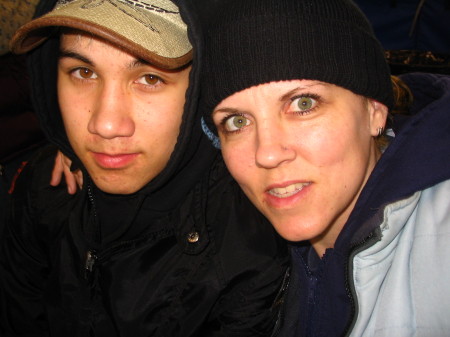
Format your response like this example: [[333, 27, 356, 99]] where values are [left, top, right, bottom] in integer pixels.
[[10, 0, 192, 70]]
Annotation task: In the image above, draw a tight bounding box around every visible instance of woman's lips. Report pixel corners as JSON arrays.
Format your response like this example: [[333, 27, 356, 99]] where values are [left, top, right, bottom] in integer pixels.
[[265, 182, 311, 208], [267, 182, 310, 198], [91, 152, 139, 169]]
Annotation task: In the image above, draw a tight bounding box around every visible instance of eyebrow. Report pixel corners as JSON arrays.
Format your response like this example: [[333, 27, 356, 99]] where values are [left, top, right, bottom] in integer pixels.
[[279, 82, 328, 102], [280, 87, 302, 102], [212, 107, 243, 116], [59, 50, 93, 65], [127, 58, 152, 70], [59, 49, 151, 70], [213, 82, 330, 115]]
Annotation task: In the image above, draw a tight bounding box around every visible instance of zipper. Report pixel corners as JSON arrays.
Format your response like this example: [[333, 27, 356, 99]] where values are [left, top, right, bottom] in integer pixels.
[[342, 228, 381, 337], [83, 180, 177, 282], [271, 267, 291, 337], [84, 181, 100, 283], [84, 249, 98, 281]]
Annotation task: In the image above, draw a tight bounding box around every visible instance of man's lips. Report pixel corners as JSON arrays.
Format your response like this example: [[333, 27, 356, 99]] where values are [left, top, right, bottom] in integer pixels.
[[91, 152, 139, 169]]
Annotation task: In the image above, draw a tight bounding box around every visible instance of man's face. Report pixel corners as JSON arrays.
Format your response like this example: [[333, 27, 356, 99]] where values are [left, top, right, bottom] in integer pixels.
[[57, 32, 190, 194]]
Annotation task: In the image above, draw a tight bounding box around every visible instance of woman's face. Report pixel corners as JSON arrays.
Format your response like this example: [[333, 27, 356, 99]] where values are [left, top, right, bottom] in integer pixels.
[[212, 80, 387, 255]]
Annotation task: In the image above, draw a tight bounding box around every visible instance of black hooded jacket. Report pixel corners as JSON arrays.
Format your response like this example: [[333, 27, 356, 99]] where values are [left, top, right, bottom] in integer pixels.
[[0, 0, 289, 336]]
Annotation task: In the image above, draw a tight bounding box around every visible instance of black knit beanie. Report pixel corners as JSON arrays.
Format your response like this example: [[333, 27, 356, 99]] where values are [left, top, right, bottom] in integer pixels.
[[201, 0, 394, 138]]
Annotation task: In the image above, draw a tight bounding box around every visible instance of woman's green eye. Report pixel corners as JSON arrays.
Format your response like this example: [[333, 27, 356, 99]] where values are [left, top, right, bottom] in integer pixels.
[[297, 97, 314, 110], [290, 95, 318, 114], [224, 115, 250, 131], [232, 116, 247, 128]]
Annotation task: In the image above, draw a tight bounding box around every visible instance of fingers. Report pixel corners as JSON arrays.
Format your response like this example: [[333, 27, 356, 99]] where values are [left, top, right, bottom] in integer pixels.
[[74, 170, 83, 190], [63, 163, 78, 195], [50, 151, 64, 187], [50, 151, 82, 194]]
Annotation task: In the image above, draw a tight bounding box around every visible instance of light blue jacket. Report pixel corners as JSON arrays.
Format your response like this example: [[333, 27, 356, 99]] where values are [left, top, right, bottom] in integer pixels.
[[350, 179, 450, 336], [277, 72, 450, 337]]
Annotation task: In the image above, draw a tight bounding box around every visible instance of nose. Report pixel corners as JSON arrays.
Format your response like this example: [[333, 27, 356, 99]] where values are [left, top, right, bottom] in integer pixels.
[[255, 122, 296, 169], [88, 83, 135, 139]]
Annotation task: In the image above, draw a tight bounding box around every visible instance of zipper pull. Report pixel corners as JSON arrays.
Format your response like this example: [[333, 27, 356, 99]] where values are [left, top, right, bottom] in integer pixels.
[[84, 250, 97, 281]]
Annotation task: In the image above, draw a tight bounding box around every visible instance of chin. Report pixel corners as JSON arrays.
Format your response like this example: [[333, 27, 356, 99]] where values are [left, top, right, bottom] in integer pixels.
[[270, 216, 320, 243], [275, 229, 307, 242], [92, 176, 143, 195], [96, 184, 139, 195]]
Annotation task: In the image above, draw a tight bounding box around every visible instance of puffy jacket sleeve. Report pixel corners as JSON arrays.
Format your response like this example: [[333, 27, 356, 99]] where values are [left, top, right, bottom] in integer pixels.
[[204, 257, 289, 336], [200, 160, 289, 336], [0, 146, 70, 336]]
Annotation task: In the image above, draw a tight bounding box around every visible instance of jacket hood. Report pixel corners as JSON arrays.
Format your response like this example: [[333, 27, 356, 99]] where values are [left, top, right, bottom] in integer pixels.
[[26, 0, 217, 210], [338, 72, 450, 248]]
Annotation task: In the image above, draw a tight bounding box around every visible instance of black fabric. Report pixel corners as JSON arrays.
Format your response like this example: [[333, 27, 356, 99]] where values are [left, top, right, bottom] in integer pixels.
[[200, 0, 394, 133], [1, 146, 288, 336], [0, 0, 289, 335], [0, 52, 46, 235]]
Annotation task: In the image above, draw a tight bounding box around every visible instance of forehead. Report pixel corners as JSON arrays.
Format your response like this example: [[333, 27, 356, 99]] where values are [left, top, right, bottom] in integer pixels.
[[58, 31, 152, 72], [60, 30, 129, 55], [244, 80, 329, 95], [214, 80, 368, 117]]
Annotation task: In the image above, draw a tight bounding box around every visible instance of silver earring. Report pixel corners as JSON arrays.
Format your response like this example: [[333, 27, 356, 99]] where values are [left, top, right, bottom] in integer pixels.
[[377, 127, 384, 137]]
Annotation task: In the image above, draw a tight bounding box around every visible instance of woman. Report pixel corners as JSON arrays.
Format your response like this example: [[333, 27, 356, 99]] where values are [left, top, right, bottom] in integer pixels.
[[0, 0, 288, 335], [200, 0, 450, 336]]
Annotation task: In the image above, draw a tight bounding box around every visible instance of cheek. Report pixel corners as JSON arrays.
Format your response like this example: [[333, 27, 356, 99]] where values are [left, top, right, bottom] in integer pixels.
[[59, 102, 88, 142], [135, 102, 183, 152], [156, 105, 183, 138], [304, 123, 373, 202], [58, 84, 90, 136], [296, 124, 347, 168], [222, 144, 252, 183]]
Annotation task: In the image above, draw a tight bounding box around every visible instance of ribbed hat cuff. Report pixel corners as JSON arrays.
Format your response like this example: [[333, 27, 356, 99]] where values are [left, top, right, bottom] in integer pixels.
[[202, 12, 393, 134]]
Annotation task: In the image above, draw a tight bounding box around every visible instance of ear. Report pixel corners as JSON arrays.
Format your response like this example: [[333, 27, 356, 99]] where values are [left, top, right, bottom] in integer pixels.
[[367, 99, 388, 137]]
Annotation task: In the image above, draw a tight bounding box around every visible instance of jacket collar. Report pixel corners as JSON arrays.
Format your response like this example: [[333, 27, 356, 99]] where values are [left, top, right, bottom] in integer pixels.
[[337, 72, 450, 249]]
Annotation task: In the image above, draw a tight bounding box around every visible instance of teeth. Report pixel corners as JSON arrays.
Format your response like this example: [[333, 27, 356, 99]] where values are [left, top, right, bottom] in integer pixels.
[[268, 183, 310, 198]]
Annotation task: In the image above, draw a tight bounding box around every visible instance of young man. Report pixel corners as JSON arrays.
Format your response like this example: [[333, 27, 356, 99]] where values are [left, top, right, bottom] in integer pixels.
[[0, 1, 288, 335]]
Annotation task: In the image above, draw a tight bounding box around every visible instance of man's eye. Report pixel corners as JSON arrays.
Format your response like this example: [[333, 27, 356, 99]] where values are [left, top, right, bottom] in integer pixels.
[[290, 96, 318, 114], [224, 115, 250, 132], [73, 67, 97, 79], [138, 74, 162, 86]]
